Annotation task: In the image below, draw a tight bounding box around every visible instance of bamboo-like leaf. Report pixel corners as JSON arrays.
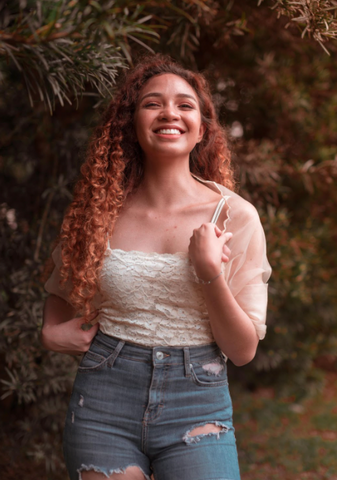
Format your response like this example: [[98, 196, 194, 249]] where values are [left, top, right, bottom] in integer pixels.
[[49, 41, 74, 63], [317, 38, 331, 54], [127, 34, 155, 52], [136, 15, 153, 25], [2, 45, 23, 71], [291, 16, 308, 23], [89, 1, 102, 13], [163, 3, 196, 24], [126, 31, 159, 42], [129, 3, 144, 20], [301, 24, 309, 38], [103, 21, 115, 39]]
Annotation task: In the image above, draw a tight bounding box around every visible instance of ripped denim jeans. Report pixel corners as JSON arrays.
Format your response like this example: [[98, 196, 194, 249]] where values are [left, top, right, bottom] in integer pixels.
[[63, 331, 241, 480]]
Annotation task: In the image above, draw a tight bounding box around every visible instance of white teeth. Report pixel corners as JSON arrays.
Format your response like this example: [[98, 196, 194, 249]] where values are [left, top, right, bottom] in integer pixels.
[[156, 129, 182, 134]]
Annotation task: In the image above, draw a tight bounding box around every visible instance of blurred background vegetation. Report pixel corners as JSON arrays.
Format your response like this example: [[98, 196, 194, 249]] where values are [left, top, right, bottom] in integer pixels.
[[1, 1, 337, 478]]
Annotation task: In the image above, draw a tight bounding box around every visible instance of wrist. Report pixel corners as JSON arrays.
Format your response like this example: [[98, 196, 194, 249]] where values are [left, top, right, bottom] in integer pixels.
[[196, 270, 223, 285], [194, 258, 220, 281]]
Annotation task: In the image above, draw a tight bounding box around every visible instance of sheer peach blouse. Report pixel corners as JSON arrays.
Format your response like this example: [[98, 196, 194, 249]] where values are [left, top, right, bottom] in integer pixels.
[[45, 178, 272, 346]]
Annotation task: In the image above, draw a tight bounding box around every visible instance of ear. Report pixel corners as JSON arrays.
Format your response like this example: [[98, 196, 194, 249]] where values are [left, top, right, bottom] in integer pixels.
[[197, 123, 206, 143]]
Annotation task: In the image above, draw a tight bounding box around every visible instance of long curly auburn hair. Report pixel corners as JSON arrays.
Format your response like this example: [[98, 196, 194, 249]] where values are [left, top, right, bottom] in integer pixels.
[[58, 54, 234, 315]]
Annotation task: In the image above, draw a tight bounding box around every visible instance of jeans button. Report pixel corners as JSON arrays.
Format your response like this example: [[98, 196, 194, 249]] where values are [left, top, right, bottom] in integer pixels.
[[156, 351, 164, 360]]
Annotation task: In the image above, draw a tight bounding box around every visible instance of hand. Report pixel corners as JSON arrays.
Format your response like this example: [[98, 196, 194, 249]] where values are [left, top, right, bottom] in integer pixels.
[[188, 223, 233, 281], [41, 311, 99, 356]]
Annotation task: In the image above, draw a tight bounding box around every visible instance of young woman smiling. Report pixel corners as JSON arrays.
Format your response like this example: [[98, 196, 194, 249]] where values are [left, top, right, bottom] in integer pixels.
[[42, 55, 271, 480]]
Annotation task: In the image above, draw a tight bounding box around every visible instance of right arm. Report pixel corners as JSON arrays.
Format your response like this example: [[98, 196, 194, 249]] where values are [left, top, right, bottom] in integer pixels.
[[41, 294, 99, 355]]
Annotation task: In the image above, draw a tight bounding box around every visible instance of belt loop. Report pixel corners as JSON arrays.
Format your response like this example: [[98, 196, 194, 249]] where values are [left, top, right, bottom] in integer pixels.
[[107, 340, 125, 368], [183, 347, 192, 377]]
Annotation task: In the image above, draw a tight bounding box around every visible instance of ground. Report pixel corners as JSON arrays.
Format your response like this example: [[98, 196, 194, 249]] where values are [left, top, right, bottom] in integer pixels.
[[233, 372, 337, 480]]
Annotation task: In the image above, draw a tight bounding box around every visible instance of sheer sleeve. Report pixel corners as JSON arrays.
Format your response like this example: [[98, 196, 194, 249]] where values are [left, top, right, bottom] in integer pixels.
[[44, 243, 103, 310], [223, 200, 272, 340], [44, 243, 74, 305], [191, 176, 272, 340]]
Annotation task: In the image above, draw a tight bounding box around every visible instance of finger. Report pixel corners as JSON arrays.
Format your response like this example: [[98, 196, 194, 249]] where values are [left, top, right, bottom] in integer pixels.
[[223, 245, 231, 257], [81, 321, 100, 334], [221, 253, 229, 263], [91, 323, 100, 336], [214, 225, 222, 237], [81, 322, 94, 331], [221, 232, 233, 243]]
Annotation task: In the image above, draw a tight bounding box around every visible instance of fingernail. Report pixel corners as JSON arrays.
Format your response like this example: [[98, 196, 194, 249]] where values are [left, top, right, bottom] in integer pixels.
[[81, 323, 92, 331]]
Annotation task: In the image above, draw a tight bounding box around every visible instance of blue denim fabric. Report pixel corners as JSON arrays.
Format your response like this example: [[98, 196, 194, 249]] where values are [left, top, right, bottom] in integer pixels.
[[63, 331, 241, 480]]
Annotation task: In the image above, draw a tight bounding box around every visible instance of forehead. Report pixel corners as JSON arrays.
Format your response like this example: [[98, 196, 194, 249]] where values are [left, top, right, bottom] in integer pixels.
[[138, 73, 198, 101]]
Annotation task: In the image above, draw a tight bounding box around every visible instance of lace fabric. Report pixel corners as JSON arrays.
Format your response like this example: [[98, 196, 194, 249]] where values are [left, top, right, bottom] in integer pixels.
[[44, 178, 271, 346], [97, 248, 213, 346]]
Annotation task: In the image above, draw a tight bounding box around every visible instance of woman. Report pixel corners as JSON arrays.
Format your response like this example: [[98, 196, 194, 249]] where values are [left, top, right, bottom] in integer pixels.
[[42, 55, 271, 480]]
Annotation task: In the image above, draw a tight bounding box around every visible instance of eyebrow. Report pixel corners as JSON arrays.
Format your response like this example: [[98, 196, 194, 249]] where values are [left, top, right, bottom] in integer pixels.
[[140, 92, 198, 103]]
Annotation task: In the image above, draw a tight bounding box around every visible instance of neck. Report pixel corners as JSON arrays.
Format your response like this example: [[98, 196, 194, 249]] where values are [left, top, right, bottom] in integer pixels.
[[136, 160, 198, 209]]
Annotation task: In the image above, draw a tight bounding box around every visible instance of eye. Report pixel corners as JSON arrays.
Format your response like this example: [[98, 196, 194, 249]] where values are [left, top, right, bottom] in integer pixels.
[[179, 103, 194, 109], [144, 102, 160, 108]]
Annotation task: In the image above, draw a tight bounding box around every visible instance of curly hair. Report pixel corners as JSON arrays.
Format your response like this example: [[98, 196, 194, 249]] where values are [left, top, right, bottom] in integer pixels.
[[58, 54, 234, 315]]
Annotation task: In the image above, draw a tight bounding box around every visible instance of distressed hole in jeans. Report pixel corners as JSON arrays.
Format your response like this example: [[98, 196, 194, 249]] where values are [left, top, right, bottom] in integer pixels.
[[183, 422, 229, 445], [201, 358, 224, 376], [79, 465, 151, 480]]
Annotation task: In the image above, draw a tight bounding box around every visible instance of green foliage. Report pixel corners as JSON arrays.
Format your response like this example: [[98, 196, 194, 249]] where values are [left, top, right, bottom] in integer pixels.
[[0, 0, 218, 111], [0, 213, 77, 476], [222, 41, 337, 397], [1, 0, 337, 477], [0, 0, 162, 112], [259, 0, 337, 55]]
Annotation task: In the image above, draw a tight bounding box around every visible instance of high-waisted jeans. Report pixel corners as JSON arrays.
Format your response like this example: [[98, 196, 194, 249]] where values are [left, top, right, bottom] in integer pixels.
[[63, 330, 241, 480]]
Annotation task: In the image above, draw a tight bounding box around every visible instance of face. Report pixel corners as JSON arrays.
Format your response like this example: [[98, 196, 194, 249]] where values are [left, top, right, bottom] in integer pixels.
[[134, 73, 205, 162]]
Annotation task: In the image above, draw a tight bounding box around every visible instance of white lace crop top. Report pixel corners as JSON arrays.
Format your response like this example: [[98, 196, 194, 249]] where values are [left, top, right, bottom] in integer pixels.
[[45, 178, 272, 347]]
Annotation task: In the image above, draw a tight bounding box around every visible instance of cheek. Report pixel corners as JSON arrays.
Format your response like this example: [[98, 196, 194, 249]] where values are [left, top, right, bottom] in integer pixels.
[[134, 110, 153, 137], [189, 113, 203, 132]]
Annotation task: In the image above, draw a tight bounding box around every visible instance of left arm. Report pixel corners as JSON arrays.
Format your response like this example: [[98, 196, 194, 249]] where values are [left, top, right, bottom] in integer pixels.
[[200, 275, 259, 366], [189, 223, 261, 366]]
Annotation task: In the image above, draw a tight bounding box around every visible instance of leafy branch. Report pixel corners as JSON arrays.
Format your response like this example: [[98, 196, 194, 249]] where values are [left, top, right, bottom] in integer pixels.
[[0, 0, 161, 112], [0, 0, 219, 112], [259, 0, 337, 54]]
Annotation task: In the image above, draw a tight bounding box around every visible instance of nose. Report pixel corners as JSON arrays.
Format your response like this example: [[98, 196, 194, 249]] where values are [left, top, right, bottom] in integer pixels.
[[158, 103, 180, 121]]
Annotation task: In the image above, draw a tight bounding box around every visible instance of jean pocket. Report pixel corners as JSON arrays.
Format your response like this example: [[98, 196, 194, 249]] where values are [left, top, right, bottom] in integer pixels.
[[190, 357, 228, 388], [78, 337, 125, 374], [78, 350, 108, 373]]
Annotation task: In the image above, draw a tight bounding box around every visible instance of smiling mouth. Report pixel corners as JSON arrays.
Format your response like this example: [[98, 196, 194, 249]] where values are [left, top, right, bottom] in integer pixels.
[[155, 128, 184, 135]]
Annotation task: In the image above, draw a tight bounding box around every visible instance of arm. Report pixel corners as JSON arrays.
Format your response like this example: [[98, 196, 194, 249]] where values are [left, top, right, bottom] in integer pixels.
[[189, 219, 267, 366], [42, 243, 99, 355], [41, 294, 99, 355], [200, 275, 259, 366]]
